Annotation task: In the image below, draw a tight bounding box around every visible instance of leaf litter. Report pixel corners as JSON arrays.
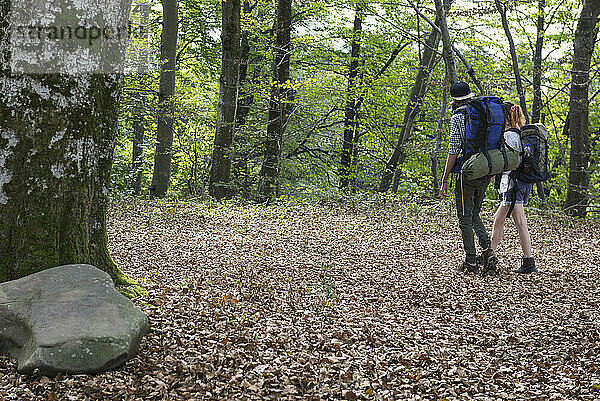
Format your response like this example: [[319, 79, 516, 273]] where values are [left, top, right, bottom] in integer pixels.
[[1, 198, 600, 400]]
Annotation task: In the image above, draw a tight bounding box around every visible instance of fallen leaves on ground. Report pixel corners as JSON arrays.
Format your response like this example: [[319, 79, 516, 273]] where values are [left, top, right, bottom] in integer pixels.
[[2, 197, 600, 400]]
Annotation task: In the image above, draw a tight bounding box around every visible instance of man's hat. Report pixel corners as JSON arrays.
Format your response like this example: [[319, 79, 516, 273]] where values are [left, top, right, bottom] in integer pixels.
[[450, 82, 474, 101]]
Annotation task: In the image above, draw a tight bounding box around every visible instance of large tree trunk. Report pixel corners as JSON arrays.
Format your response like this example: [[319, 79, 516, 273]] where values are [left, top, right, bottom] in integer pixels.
[[339, 6, 363, 191], [0, 0, 134, 283], [257, 0, 292, 202], [209, 0, 241, 199], [150, 0, 178, 198], [495, 0, 530, 123], [564, 0, 600, 217], [378, 18, 442, 192], [231, 0, 256, 198], [132, 2, 151, 195]]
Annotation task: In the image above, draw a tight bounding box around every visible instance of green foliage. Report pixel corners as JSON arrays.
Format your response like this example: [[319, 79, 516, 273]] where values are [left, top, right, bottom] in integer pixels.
[[113, 0, 600, 215]]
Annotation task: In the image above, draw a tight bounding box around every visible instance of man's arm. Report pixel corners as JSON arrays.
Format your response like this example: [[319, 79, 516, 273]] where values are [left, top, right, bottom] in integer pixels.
[[440, 113, 463, 197], [441, 154, 458, 197]]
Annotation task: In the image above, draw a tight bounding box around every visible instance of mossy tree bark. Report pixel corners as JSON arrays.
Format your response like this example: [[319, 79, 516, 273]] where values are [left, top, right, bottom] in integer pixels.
[[0, 0, 136, 286]]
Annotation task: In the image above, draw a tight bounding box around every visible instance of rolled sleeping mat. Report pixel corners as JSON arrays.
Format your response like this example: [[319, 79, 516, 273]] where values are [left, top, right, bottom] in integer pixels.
[[460, 148, 519, 180]]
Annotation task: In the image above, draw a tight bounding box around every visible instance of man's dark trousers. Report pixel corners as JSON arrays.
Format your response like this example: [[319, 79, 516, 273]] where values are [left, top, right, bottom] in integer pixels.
[[454, 175, 491, 264]]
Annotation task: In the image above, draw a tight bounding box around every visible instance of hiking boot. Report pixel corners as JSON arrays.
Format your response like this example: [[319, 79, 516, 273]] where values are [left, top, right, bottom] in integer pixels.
[[458, 261, 479, 274], [476, 254, 484, 266], [482, 248, 499, 273], [514, 257, 537, 274]]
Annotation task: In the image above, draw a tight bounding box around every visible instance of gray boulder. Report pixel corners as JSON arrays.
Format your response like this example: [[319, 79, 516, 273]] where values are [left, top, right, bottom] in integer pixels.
[[0, 264, 147, 376]]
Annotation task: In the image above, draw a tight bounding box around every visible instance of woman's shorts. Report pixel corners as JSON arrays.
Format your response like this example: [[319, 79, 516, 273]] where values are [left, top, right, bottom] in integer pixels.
[[501, 180, 533, 206]]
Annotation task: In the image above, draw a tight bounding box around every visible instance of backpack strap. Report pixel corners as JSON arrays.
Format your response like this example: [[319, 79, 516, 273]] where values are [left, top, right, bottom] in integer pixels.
[[506, 185, 517, 220], [494, 174, 501, 190], [453, 105, 468, 115], [506, 173, 521, 220], [483, 98, 493, 175]]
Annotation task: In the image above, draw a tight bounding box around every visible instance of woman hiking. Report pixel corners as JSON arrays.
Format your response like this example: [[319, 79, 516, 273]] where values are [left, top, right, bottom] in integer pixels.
[[489, 102, 537, 274], [441, 82, 499, 274]]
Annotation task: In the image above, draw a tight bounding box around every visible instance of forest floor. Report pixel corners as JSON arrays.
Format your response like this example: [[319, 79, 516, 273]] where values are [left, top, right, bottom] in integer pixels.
[[2, 197, 600, 400]]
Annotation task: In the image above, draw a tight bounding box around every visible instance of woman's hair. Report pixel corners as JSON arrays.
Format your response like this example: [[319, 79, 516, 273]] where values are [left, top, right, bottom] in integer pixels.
[[451, 98, 470, 112], [504, 101, 526, 128]]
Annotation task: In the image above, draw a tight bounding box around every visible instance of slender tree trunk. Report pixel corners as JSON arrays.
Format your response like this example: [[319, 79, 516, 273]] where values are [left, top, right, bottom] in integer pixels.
[[150, 0, 178, 198], [257, 0, 292, 202], [531, 0, 545, 124], [339, 6, 363, 191], [564, 0, 600, 217], [432, 83, 448, 197], [495, 0, 529, 123], [433, 0, 458, 84], [132, 2, 151, 195], [407, 0, 482, 93], [378, 19, 442, 192], [0, 0, 134, 283], [532, 0, 547, 203], [209, 0, 241, 199], [391, 168, 402, 193], [236, 2, 252, 128]]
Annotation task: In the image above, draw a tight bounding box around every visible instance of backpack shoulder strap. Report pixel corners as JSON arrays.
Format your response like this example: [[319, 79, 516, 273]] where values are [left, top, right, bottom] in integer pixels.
[[453, 105, 468, 115]]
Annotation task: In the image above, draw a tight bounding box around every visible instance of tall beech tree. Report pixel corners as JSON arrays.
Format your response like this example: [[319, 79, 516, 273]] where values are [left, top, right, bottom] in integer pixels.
[[0, 0, 137, 286], [150, 0, 178, 198], [339, 5, 363, 191], [209, 0, 241, 199], [257, 0, 292, 202], [232, 0, 258, 197], [564, 0, 600, 217]]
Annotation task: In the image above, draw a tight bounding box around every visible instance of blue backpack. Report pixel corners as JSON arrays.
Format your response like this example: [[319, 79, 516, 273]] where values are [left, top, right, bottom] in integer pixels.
[[451, 96, 507, 175]]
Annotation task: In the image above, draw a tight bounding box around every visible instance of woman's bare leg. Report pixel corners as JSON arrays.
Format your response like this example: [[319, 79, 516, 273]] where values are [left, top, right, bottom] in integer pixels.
[[510, 204, 532, 258], [491, 204, 510, 251]]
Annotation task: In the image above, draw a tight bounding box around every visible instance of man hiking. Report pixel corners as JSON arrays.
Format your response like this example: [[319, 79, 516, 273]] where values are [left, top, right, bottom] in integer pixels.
[[441, 82, 499, 274]]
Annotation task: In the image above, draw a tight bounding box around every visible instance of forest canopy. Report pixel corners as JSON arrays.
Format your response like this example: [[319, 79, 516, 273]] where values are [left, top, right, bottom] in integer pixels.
[[115, 0, 600, 216]]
